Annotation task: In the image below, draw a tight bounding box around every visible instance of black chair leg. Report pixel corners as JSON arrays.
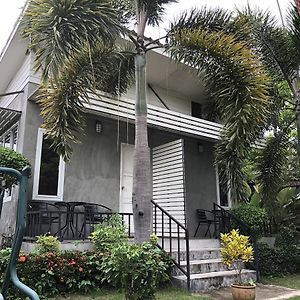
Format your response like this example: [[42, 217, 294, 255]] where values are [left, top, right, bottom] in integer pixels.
[[204, 223, 211, 237], [194, 221, 201, 237]]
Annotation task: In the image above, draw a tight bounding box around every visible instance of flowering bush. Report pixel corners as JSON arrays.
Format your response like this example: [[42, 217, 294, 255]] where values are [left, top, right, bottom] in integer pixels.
[[0, 249, 105, 299], [0, 241, 172, 299], [220, 229, 254, 285]]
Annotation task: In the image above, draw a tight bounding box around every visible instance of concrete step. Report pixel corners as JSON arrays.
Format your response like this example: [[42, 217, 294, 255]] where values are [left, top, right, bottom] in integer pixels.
[[159, 238, 220, 251], [172, 269, 257, 292], [171, 247, 221, 261], [172, 258, 231, 276]]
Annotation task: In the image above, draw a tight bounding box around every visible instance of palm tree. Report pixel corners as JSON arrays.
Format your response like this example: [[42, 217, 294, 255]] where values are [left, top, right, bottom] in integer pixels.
[[236, 4, 300, 214], [166, 8, 270, 202], [23, 0, 177, 243], [23, 1, 271, 242]]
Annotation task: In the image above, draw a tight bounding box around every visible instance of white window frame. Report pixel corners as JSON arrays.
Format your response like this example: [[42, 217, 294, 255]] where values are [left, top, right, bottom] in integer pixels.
[[215, 167, 232, 209], [1, 125, 19, 203], [33, 128, 65, 201]]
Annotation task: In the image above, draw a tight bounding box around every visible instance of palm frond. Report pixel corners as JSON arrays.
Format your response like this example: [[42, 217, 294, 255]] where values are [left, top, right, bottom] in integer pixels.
[[167, 28, 270, 202], [22, 0, 123, 82], [287, 5, 300, 67], [137, 0, 177, 26], [39, 44, 135, 160], [237, 8, 299, 84], [169, 7, 253, 45], [256, 133, 290, 216]]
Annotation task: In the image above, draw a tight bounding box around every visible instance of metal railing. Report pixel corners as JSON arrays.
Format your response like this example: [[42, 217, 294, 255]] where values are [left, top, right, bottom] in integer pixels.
[[25, 211, 134, 241], [151, 200, 190, 290], [213, 203, 260, 281]]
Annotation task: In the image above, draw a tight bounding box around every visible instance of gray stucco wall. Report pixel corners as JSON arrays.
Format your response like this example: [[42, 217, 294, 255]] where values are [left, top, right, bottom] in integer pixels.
[[63, 115, 135, 211], [0, 98, 218, 238], [184, 139, 218, 237]]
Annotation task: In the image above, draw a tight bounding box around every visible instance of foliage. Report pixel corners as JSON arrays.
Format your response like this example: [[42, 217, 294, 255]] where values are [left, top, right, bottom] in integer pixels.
[[101, 237, 173, 300], [236, 6, 300, 209], [220, 229, 254, 285], [0, 147, 30, 188], [0, 244, 172, 300], [35, 234, 60, 254], [274, 224, 299, 247], [257, 225, 300, 277], [257, 242, 300, 277], [230, 204, 268, 235], [22, 0, 122, 81], [255, 133, 290, 217], [0, 249, 106, 299], [90, 215, 128, 253], [167, 9, 270, 202]]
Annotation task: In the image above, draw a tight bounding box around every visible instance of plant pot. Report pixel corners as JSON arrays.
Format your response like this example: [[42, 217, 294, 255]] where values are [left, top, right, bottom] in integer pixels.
[[231, 284, 256, 300]]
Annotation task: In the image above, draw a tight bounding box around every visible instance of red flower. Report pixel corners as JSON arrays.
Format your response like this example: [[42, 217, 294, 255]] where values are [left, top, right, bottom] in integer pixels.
[[69, 258, 76, 266], [18, 255, 27, 263], [78, 267, 83, 272]]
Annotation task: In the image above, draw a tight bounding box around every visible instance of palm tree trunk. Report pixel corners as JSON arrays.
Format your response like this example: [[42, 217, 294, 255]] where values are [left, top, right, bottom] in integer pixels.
[[132, 53, 152, 243]]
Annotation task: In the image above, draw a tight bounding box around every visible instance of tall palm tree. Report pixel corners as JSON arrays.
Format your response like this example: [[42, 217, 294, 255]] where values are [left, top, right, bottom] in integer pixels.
[[236, 4, 300, 213], [23, 1, 271, 242], [23, 0, 177, 243]]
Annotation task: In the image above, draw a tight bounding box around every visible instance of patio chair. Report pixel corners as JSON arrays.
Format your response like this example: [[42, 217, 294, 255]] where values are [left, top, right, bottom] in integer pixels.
[[27, 200, 63, 236], [193, 209, 215, 238], [80, 203, 112, 237]]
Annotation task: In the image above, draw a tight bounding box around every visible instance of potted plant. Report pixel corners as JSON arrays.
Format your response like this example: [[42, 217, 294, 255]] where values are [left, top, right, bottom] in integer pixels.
[[220, 229, 256, 300]]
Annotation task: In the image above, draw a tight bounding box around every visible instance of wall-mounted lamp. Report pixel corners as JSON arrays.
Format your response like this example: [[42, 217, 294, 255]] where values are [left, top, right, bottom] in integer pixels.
[[95, 121, 102, 134], [198, 143, 204, 153]]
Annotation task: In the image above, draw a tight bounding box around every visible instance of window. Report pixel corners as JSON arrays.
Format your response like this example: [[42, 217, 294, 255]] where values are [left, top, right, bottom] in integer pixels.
[[33, 129, 65, 201], [191, 101, 202, 119], [215, 167, 231, 208], [0, 125, 19, 202]]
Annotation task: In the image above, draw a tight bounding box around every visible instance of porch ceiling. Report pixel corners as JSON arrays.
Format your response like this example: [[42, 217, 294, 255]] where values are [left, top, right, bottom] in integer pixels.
[[0, 107, 21, 135]]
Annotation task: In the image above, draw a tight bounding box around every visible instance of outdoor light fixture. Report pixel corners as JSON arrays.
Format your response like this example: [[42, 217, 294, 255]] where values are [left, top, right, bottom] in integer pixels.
[[198, 143, 204, 153], [95, 121, 102, 134]]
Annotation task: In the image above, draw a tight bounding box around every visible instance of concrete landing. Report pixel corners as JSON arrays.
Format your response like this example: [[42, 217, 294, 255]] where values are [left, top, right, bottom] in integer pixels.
[[200, 284, 300, 300]]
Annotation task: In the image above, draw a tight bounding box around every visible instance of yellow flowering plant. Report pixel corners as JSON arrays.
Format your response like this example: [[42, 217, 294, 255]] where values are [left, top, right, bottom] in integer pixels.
[[220, 229, 254, 285]]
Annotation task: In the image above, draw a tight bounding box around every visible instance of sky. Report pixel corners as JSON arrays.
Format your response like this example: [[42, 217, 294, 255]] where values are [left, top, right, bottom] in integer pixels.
[[0, 0, 291, 53]]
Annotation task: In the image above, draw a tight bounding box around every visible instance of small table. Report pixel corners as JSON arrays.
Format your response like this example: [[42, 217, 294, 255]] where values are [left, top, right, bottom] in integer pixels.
[[54, 201, 86, 239]]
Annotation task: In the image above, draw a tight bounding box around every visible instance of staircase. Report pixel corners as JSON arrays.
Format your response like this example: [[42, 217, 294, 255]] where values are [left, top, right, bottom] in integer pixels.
[[170, 239, 256, 292], [152, 200, 258, 293]]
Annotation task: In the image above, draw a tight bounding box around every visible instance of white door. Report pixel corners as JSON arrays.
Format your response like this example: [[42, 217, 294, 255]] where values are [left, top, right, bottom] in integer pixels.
[[120, 143, 134, 234]]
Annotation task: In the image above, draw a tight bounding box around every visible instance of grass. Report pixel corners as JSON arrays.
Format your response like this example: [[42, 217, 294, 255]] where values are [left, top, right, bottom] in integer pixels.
[[52, 287, 212, 300], [262, 274, 300, 300], [262, 274, 300, 290]]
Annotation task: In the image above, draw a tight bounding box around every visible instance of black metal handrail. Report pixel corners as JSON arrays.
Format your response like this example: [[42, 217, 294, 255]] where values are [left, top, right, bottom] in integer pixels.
[[213, 203, 260, 281], [151, 200, 190, 291]]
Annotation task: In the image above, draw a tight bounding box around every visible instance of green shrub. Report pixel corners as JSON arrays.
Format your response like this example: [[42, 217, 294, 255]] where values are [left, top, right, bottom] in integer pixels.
[[101, 238, 173, 300], [257, 225, 300, 277], [275, 224, 299, 247], [35, 234, 60, 254], [90, 214, 128, 252], [0, 147, 30, 187], [230, 204, 267, 234], [0, 250, 105, 299]]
